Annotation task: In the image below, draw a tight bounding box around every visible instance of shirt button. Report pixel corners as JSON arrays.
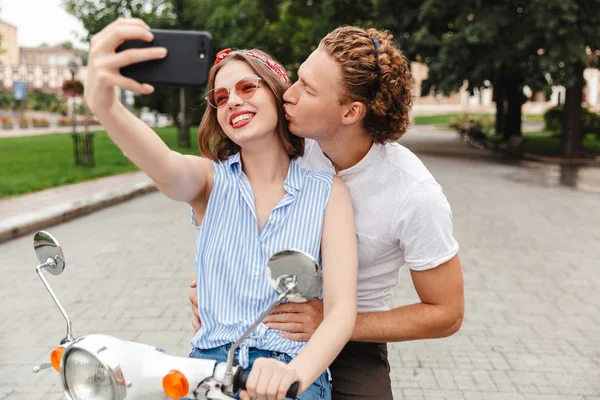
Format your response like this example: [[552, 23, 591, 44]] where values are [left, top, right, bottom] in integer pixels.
[[255, 271, 260, 277]]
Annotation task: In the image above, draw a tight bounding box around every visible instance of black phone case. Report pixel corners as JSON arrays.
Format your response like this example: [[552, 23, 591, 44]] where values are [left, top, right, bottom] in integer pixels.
[[117, 29, 213, 88]]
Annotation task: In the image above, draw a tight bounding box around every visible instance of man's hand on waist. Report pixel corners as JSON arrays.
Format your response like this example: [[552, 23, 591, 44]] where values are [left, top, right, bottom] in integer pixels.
[[189, 280, 201, 333], [263, 299, 324, 341]]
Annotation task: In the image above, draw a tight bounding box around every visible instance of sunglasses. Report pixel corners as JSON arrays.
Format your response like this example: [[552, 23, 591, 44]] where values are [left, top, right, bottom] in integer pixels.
[[206, 75, 262, 109]]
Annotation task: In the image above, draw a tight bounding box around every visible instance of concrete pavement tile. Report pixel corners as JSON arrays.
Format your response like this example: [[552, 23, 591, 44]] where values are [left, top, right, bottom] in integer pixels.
[[517, 384, 541, 394], [405, 388, 465, 399], [3, 394, 44, 400], [524, 396, 584, 400], [0, 389, 14, 400], [463, 391, 525, 400]]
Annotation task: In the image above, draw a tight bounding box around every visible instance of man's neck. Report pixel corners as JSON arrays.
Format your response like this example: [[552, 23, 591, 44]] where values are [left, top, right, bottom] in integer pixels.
[[316, 129, 373, 173]]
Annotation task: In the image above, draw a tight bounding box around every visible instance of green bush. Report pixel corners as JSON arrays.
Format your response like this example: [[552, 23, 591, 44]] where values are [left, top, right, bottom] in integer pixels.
[[0, 91, 15, 109], [544, 106, 600, 137], [0, 90, 68, 114], [543, 106, 564, 132], [583, 109, 600, 136], [448, 114, 494, 133], [77, 102, 89, 115]]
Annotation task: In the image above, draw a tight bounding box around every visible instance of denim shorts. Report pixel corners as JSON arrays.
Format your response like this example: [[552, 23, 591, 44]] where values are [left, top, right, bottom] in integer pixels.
[[189, 345, 331, 400]]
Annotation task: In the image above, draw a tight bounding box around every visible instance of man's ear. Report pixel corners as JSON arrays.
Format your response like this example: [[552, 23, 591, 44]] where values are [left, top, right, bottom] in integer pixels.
[[341, 101, 366, 126]]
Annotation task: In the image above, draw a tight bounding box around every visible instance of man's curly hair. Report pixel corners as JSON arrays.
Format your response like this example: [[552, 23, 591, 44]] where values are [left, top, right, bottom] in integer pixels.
[[319, 26, 414, 143]]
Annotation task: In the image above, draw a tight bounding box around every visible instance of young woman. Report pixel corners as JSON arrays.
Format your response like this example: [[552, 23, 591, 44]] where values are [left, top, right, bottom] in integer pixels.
[[84, 18, 358, 400]]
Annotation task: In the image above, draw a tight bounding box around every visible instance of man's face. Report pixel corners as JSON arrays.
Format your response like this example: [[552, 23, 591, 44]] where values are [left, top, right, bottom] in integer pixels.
[[283, 48, 345, 140]]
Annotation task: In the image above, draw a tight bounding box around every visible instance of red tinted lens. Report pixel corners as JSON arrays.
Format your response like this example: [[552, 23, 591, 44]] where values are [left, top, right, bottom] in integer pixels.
[[209, 87, 229, 108], [235, 77, 259, 99]]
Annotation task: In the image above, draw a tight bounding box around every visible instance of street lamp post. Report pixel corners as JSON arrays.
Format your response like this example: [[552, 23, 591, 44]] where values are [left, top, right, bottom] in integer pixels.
[[68, 60, 80, 165], [68, 61, 78, 128], [67, 60, 94, 167]]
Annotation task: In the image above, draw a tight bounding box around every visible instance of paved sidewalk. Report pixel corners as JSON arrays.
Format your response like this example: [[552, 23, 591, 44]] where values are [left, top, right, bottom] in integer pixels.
[[0, 171, 156, 243], [0, 124, 104, 138]]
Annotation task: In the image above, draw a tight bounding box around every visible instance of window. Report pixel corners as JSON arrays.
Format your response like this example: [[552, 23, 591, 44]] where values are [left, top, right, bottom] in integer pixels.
[[58, 56, 70, 66]]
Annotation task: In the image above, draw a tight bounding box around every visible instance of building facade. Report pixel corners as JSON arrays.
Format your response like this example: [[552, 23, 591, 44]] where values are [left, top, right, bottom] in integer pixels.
[[20, 46, 82, 67], [0, 19, 85, 95], [0, 64, 87, 93], [0, 19, 19, 65]]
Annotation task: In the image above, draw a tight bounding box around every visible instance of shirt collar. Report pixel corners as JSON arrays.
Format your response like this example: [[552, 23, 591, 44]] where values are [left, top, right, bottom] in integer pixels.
[[284, 159, 304, 194], [227, 152, 243, 175], [337, 142, 381, 177], [227, 153, 304, 194], [312, 141, 381, 177]]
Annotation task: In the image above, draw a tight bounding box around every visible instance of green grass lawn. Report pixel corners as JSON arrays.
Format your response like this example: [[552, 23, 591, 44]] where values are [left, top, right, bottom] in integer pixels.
[[0, 127, 200, 198], [487, 131, 600, 157], [413, 113, 544, 126], [417, 112, 599, 157]]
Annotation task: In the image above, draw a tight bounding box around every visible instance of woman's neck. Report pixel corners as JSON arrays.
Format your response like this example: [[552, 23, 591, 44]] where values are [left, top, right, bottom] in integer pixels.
[[240, 142, 290, 185]]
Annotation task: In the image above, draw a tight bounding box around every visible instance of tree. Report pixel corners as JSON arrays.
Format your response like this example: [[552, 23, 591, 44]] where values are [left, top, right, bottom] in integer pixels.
[[187, 0, 375, 78], [531, 0, 600, 157], [381, 0, 550, 139], [380, 0, 600, 154], [320, 0, 375, 27], [62, 0, 172, 37], [268, 1, 321, 78], [81, 49, 89, 66], [59, 40, 74, 49]]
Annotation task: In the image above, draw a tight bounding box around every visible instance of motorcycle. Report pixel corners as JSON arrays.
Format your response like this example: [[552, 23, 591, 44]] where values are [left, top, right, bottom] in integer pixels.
[[31, 230, 323, 400]]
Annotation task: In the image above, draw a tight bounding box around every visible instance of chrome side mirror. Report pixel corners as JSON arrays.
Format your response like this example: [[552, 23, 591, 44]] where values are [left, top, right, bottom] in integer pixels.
[[34, 231, 66, 275], [266, 249, 322, 302], [32, 231, 73, 349]]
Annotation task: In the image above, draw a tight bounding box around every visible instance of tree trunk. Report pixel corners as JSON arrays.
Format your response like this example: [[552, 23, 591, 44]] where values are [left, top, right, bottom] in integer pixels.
[[503, 72, 523, 140], [561, 62, 585, 158], [178, 87, 190, 148], [494, 80, 505, 136]]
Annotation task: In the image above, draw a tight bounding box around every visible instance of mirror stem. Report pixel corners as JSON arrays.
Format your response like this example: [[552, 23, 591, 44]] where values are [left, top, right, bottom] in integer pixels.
[[223, 287, 293, 393], [37, 260, 73, 342], [32, 363, 53, 373]]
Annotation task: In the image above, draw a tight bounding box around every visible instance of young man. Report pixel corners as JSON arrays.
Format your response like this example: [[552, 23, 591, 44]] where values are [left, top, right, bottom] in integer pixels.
[[191, 26, 464, 399]]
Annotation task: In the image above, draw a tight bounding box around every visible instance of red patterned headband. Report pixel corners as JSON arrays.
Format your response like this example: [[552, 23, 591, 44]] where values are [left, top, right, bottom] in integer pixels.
[[213, 48, 291, 87]]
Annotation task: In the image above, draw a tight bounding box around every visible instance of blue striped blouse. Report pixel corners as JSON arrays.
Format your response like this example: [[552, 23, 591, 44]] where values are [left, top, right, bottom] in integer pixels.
[[190, 152, 333, 367]]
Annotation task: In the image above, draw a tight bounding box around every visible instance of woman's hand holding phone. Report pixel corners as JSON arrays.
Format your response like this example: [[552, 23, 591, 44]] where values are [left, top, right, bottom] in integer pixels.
[[84, 18, 167, 116]]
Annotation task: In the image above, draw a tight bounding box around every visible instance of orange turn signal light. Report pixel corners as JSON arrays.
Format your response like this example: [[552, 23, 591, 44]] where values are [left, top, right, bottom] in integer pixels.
[[50, 346, 65, 372], [163, 369, 189, 399]]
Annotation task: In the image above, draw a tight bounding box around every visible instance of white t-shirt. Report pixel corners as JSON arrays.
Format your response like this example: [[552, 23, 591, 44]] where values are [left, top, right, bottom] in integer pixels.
[[297, 139, 459, 312]]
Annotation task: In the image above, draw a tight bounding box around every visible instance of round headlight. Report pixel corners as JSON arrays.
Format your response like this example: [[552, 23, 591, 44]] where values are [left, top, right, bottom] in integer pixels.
[[64, 348, 115, 400]]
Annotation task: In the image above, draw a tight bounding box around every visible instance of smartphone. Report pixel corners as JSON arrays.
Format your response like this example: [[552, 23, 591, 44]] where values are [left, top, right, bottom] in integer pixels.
[[116, 29, 213, 88]]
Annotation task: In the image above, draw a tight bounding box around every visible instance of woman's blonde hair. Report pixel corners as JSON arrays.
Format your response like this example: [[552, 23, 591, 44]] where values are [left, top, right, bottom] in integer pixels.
[[198, 50, 303, 161]]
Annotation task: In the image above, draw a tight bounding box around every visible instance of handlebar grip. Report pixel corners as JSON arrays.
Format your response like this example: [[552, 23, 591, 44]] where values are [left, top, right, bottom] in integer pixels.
[[233, 369, 299, 399], [286, 382, 300, 399]]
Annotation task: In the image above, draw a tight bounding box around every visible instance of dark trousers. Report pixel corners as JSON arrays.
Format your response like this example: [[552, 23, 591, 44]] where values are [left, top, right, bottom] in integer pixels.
[[329, 342, 393, 400]]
